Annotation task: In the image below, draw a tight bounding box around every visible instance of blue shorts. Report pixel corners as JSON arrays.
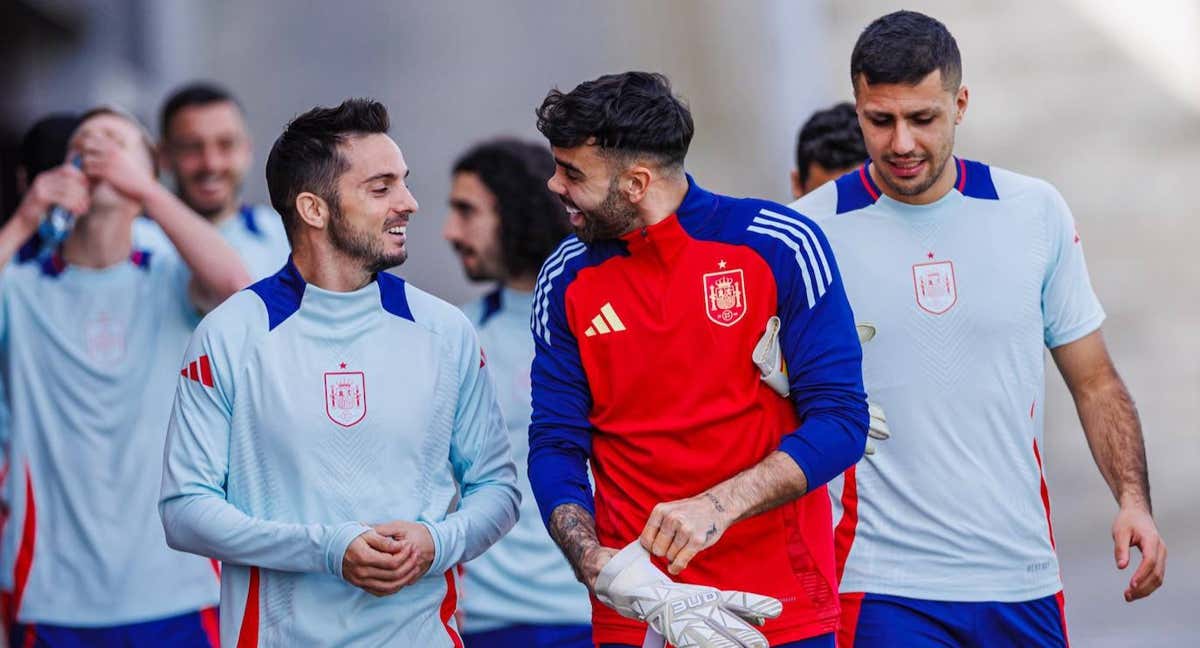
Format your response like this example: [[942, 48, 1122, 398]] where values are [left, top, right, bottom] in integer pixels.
[[9, 607, 218, 648], [463, 622, 592, 648], [602, 632, 834, 648], [839, 592, 1069, 648]]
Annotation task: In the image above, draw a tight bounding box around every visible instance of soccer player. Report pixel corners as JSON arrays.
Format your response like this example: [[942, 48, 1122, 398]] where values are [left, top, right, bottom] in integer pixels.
[[790, 11, 1167, 647], [790, 103, 867, 199], [159, 98, 520, 646], [0, 106, 249, 646], [528, 71, 868, 648], [443, 139, 592, 648], [159, 82, 291, 279]]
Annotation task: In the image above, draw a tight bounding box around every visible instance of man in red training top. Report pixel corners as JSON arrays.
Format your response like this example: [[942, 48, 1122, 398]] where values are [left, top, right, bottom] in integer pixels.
[[527, 71, 869, 648]]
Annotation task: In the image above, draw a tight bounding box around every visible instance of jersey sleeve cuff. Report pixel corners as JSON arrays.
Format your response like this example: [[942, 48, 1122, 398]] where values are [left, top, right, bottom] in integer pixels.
[[325, 521, 372, 580], [777, 420, 866, 490], [1045, 311, 1105, 349], [419, 520, 454, 576]]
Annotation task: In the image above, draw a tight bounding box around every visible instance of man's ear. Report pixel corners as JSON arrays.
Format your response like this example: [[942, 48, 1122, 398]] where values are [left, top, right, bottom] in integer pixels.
[[954, 85, 970, 125], [625, 164, 654, 204], [295, 192, 329, 230]]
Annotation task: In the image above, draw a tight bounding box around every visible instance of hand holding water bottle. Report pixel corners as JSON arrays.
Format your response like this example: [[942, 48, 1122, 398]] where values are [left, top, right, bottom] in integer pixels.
[[14, 159, 90, 234]]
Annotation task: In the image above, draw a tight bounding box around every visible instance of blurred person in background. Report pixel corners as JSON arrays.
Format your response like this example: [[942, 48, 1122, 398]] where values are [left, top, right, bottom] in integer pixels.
[[443, 138, 591, 648], [791, 11, 1166, 647], [0, 106, 248, 647], [528, 71, 868, 648], [12, 115, 80, 263], [159, 98, 519, 647], [159, 81, 290, 279], [790, 103, 867, 200]]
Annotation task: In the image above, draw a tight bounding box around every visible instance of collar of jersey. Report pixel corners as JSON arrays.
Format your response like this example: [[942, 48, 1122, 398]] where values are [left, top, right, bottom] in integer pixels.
[[251, 256, 413, 330], [619, 174, 711, 261], [39, 247, 153, 279]]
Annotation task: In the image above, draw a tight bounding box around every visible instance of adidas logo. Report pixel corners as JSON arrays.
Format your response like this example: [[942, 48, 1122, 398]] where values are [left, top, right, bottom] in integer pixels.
[[584, 302, 626, 337], [181, 354, 215, 387]]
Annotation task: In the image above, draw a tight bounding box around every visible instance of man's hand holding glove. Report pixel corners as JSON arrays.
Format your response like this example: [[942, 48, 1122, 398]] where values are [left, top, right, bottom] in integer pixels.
[[753, 316, 890, 455], [594, 541, 782, 648]]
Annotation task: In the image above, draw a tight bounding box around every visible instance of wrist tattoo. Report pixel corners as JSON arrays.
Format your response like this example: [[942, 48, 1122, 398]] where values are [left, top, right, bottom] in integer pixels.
[[704, 492, 726, 513]]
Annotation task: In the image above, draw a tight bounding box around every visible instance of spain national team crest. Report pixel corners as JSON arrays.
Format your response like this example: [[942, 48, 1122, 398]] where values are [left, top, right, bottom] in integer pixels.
[[912, 260, 957, 315], [324, 370, 366, 427], [703, 268, 747, 327]]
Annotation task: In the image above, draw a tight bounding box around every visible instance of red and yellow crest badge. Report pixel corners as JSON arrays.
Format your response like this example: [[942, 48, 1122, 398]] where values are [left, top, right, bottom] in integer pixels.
[[703, 268, 747, 327]]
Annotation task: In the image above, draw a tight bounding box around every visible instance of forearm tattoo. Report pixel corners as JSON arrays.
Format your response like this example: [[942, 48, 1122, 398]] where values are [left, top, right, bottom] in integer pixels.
[[548, 503, 601, 583]]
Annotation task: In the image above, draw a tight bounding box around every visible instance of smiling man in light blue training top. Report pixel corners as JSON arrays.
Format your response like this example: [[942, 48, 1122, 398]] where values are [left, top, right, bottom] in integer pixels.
[[160, 98, 520, 647]]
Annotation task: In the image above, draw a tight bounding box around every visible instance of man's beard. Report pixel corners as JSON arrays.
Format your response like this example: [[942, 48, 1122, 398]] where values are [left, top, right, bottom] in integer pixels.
[[878, 135, 955, 198], [573, 176, 639, 244], [327, 199, 406, 274], [180, 172, 244, 220]]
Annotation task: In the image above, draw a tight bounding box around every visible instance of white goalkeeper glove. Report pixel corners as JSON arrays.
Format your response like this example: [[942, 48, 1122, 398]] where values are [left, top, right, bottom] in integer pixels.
[[754, 318, 890, 456], [594, 541, 783, 648]]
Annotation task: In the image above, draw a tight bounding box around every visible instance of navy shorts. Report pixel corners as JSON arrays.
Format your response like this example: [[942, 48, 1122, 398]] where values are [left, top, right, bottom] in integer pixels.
[[9, 607, 218, 648], [839, 592, 1069, 648]]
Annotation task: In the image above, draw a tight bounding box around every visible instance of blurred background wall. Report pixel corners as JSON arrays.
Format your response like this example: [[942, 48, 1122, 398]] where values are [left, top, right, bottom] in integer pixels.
[[1, 1, 1196, 645]]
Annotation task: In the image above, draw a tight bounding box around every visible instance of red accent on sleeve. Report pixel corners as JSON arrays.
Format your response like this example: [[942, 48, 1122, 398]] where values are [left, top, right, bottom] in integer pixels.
[[199, 355, 214, 388]]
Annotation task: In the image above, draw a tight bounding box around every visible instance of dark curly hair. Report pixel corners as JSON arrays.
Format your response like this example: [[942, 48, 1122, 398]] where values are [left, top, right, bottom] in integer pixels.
[[265, 98, 389, 240], [452, 139, 570, 280], [535, 71, 693, 169], [851, 11, 962, 91], [795, 102, 867, 186]]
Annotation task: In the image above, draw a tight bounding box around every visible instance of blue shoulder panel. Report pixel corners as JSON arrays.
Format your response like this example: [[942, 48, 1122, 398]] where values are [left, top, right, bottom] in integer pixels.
[[531, 235, 624, 346], [239, 204, 263, 237], [376, 272, 415, 322], [834, 164, 881, 214], [248, 257, 306, 331], [480, 288, 503, 325], [955, 158, 1000, 200]]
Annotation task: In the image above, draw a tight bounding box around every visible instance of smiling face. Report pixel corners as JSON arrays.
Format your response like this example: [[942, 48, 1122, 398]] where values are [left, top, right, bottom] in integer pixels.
[[545, 143, 638, 243], [161, 101, 252, 220], [855, 69, 968, 204], [327, 133, 418, 273]]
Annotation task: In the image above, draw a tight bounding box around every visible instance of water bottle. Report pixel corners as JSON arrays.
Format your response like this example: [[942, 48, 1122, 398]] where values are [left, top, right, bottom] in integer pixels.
[[37, 155, 84, 253]]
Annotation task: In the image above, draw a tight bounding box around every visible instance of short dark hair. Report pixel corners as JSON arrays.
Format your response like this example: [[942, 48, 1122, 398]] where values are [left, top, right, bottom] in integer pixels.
[[160, 81, 243, 138], [536, 71, 694, 169], [851, 11, 962, 91], [265, 98, 390, 240], [20, 113, 79, 179], [453, 139, 570, 280], [795, 102, 867, 186]]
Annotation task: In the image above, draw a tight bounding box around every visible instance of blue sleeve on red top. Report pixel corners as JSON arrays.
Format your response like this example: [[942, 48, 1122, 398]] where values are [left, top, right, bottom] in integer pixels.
[[732, 198, 869, 487], [527, 236, 602, 528]]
